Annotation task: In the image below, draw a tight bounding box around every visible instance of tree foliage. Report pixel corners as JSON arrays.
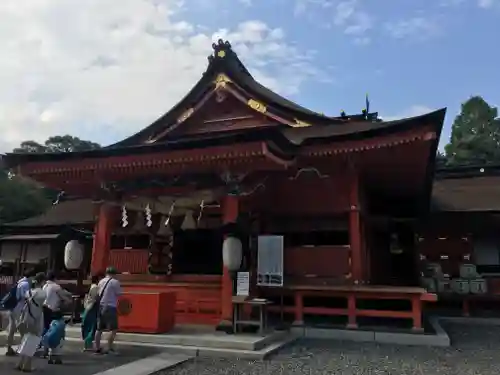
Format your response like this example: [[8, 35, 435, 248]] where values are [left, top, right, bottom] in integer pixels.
[[0, 170, 52, 225], [1, 135, 101, 225], [12, 135, 101, 153], [445, 96, 500, 166]]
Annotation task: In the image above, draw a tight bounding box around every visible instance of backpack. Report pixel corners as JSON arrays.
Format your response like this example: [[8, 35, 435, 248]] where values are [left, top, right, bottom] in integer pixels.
[[17, 289, 41, 335], [1, 282, 20, 310], [42, 319, 66, 349]]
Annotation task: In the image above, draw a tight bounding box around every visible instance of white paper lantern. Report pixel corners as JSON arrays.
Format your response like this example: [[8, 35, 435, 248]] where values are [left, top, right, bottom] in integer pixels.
[[222, 236, 242, 272], [64, 240, 84, 270]]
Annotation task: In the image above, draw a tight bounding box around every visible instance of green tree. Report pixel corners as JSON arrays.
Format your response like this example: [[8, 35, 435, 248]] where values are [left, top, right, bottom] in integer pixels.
[[1, 136, 101, 224], [12, 135, 101, 153], [0, 170, 51, 224], [445, 96, 500, 165]]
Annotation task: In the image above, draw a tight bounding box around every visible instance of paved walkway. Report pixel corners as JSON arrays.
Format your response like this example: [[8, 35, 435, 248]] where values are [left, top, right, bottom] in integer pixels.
[[0, 341, 162, 375], [158, 321, 500, 375]]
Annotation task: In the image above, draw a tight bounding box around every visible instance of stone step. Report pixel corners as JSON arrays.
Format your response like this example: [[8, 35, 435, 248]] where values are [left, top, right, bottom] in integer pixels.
[[65, 325, 288, 351], [63, 334, 298, 360], [0, 328, 297, 360]]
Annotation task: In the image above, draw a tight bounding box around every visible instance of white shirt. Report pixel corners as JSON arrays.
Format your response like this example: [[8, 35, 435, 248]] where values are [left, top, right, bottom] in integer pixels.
[[43, 281, 72, 311], [98, 277, 122, 308]]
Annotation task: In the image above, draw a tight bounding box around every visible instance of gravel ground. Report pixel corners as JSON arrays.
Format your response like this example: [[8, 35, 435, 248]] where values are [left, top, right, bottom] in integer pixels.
[[159, 322, 500, 375]]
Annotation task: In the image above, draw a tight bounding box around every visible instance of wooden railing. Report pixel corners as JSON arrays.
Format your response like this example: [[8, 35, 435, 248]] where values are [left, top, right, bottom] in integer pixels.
[[264, 284, 437, 331]]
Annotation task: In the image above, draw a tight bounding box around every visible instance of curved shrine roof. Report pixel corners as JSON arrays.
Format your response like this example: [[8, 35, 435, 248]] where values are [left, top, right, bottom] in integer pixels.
[[2, 108, 446, 167], [1, 39, 446, 170]]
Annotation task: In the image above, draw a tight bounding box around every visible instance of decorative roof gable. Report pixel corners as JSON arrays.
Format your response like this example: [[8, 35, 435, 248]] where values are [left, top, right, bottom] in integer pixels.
[[108, 39, 379, 148]]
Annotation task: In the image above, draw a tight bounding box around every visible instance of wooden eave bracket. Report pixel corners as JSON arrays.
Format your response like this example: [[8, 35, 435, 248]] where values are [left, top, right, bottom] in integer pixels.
[[260, 142, 295, 169], [22, 142, 291, 176], [304, 132, 437, 157]]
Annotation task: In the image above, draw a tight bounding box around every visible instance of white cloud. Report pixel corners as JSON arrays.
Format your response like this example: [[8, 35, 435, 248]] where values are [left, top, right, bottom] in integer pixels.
[[382, 105, 435, 122], [477, 0, 494, 8], [441, 0, 497, 7], [333, 1, 373, 39], [0, 0, 322, 153], [384, 17, 440, 40], [293, 0, 372, 43], [294, 0, 333, 16]]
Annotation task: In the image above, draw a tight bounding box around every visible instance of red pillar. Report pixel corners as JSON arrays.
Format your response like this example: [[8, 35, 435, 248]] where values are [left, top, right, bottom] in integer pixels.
[[220, 195, 239, 324], [349, 172, 363, 284], [90, 203, 113, 275]]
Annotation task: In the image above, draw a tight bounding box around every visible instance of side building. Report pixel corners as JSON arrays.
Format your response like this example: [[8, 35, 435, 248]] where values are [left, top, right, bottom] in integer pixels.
[[419, 164, 500, 316], [0, 200, 94, 292]]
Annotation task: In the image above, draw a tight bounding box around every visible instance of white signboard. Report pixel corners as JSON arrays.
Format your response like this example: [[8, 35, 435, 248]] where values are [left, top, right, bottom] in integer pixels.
[[257, 235, 284, 287], [236, 272, 250, 296]]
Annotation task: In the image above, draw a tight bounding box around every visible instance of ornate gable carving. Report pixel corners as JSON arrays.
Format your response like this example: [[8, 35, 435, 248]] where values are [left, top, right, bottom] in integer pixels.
[[167, 94, 277, 138]]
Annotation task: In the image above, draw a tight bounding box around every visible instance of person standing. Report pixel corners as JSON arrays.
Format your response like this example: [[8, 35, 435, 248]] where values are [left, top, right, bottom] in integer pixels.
[[94, 267, 121, 354], [42, 271, 72, 332], [15, 272, 47, 372], [41, 271, 72, 358], [81, 274, 102, 351], [4, 268, 35, 356]]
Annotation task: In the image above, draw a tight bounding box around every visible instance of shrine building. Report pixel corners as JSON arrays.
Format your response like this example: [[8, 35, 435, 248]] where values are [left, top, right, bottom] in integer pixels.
[[1, 40, 447, 332]]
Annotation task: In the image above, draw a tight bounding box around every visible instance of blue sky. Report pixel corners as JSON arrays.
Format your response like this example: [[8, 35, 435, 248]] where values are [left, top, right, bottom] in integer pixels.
[[0, 0, 498, 152], [184, 0, 500, 149]]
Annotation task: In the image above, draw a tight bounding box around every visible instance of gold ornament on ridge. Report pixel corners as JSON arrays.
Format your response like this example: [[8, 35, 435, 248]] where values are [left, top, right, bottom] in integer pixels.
[[247, 99, 267, 113], [292, 118, 312, 128]]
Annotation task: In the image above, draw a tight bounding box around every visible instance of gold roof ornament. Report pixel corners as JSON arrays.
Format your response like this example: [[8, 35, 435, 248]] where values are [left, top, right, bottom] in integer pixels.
[[214, 73, 231, 88], [247, 99, 267, 114], [292, 119, 312, 128], [212, 39, 232, 59]]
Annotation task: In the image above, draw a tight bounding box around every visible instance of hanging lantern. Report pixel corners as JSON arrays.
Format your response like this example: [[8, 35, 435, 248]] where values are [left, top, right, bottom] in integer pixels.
[[64, 240, 84, 270], [181, 210, 197, 230], [222, 236, 242, 272], [145, 204, 153, 228]]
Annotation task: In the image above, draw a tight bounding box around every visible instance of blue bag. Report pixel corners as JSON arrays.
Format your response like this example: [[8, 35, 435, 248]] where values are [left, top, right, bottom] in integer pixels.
[[42, 319, 66, 349], [0, 283, 19, 310]]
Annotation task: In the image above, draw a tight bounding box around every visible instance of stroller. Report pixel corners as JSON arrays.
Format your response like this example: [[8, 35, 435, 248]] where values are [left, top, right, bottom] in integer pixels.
[[40, 318, 67, 364]]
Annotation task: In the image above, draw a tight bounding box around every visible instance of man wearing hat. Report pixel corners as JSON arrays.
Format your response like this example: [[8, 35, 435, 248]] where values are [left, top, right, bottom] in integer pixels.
[[94, 266, 122, 354]]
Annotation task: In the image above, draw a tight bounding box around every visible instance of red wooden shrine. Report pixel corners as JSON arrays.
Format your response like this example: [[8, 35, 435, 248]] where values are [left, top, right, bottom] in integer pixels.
[[2, 40, 446, 331]]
